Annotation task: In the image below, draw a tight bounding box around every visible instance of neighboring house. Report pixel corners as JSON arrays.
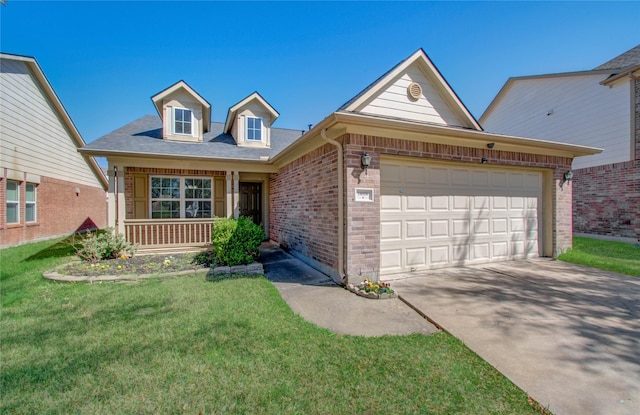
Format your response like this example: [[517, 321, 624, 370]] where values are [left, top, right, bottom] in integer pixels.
[[0, 53, 108, 248], [80, 49, 599, 282], [480, 45, 640, 241]]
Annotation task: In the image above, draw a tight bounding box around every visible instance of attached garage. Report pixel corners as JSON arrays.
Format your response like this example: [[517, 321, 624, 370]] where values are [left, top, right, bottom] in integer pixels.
[[380, 158, 542, 277]]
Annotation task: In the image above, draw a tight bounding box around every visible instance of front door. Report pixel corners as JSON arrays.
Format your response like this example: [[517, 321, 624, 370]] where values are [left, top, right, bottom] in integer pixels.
[[239, 182, 262, 225]]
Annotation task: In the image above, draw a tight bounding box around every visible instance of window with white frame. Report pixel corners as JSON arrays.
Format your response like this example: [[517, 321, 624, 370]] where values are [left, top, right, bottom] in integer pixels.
[[150, 176, 212, 219], [25, 183, 37, 222], [6, 180, 19, 224], [246, 117, 262, 141], [174, 108, 192, 135]]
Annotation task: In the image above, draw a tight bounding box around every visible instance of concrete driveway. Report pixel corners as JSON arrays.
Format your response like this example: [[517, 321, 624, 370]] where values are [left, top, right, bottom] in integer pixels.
[[391, 259, 640, 415]]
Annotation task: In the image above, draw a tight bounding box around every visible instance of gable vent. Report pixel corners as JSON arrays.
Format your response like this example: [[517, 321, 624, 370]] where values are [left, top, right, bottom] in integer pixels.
[[407, 82, 422, 100]]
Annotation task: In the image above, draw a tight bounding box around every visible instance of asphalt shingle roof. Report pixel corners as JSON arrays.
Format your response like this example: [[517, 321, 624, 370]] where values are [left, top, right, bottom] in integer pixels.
[[82, 115, 303, 160], [594, 44, 640, 70]]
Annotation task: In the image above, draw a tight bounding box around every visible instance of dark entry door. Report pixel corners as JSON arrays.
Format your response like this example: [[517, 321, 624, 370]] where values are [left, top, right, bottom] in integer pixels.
[[239, 182, 262, 225]]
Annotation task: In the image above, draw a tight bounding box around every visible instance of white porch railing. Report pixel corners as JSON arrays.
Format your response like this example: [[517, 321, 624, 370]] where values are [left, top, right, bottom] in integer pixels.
[[124, 219, 213, 248]]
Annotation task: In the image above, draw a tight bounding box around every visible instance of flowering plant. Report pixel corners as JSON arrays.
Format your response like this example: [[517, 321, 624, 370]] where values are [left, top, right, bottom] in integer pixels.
[[360, 278, 394, 295]]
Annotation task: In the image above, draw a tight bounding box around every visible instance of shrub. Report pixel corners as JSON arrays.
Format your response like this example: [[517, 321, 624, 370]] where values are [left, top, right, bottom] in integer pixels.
[[211, 217, 264, 266], [71, 228, 137, 262]]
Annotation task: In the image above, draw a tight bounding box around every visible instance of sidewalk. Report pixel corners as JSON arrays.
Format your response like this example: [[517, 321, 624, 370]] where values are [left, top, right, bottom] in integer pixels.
[[259, 242, 437, 337]]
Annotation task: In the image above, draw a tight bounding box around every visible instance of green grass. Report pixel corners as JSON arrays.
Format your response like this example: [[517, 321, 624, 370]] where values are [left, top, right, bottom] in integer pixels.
[[559, 237, 640, 277], [1, 238, 543, 414]]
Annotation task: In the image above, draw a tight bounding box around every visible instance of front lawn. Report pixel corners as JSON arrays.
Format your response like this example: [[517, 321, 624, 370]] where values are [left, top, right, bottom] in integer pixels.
[[1, 238, 544, 414], [559, 236, 640, 277]]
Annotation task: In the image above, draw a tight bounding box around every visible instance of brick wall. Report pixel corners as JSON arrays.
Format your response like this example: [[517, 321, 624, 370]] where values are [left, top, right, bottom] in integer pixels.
[[269, 144, 340, 278], [0, 176, 106, 248], [271, 131, 573, 282], [572, 79, 640, 240]]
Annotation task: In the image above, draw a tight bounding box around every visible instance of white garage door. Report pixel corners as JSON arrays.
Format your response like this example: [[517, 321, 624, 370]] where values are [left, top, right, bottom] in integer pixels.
[[380, 159, 542, 277]]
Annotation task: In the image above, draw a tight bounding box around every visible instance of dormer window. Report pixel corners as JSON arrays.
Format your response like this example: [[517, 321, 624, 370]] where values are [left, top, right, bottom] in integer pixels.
[[174, 108, 192, 135], [247, 117, 262, 141]]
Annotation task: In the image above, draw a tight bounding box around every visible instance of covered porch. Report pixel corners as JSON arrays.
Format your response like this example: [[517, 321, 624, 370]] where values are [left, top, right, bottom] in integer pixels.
[[107, 158, 274, 250]]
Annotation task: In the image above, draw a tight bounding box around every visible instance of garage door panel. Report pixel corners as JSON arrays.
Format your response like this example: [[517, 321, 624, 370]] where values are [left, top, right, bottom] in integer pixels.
[[430, 196, 449, 210], [380, 194, 402, 211], [452, 169, 470, 185], [429, 168, 449, 185], [406, 196, 426, 211], [430, 246, 449, 264], [406, 220, 427, 239], [430, 220, 449, 237], [492, 218, 508, 234], [406, 166, 426, 183], [381, 221, 402, 240], [472, 243, 490, 261], [473, 219, 490, 235], [381, 160, 541, 276], [452, 220, 470, 236], [453, 195, 469, 210], [406, 248, 427, 267], [380, 249, 402, 270]]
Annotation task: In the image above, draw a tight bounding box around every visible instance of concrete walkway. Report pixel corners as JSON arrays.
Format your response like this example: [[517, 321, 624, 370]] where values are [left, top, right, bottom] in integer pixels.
[[259, 242, 437, 337], [392, 259, 640, 415]]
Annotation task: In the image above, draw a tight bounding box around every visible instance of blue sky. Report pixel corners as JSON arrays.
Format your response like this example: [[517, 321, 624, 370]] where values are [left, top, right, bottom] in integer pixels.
[[2, 1, 639, 148]]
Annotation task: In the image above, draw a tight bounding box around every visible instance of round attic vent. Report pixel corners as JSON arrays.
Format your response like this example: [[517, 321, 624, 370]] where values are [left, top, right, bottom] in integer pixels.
[[407, 82, 422, 100]]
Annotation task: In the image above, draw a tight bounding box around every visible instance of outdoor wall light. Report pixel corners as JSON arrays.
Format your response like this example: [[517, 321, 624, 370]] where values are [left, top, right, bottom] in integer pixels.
[[75, 187, 80, 196], [561, 170, 573, 188], [481, 158, 488, 164], [361, 153, 372, 175], [487, 143, 495, 149]]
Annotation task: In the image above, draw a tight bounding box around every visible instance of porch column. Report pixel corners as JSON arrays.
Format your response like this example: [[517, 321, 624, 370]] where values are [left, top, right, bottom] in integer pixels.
[[116, 164, 126, 235], [107, 164, 117, 229], [233, 172, 240, 219], [226, 171, 233, 218]]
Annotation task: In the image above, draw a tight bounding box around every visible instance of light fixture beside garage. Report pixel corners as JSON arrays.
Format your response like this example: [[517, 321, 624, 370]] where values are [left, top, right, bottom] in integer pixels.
[[561, 170, 573, 188], [481, 158, 488, 164], [361, 153, 372, 174]]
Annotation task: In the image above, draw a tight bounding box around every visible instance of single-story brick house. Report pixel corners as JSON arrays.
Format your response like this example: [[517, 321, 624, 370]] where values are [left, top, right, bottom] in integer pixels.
[[80, 49, 600, 283]]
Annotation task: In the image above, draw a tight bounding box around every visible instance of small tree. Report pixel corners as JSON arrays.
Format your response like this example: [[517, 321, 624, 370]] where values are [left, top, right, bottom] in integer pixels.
[[212, 217, 264, 266]]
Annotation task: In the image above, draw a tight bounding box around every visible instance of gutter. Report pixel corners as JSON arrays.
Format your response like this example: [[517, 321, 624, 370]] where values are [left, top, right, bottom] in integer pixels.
[[320, 128, 347, 284]]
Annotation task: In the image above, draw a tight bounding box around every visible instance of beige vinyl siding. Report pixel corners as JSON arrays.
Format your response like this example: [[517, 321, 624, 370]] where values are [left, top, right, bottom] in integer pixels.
[[357, 66, 464, 127], [0, 59, 102, 187], [482, 74, 631, 170]]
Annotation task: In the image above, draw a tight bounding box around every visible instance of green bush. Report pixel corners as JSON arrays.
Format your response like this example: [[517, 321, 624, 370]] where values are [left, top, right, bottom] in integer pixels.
[[212, 217, 264, 266], [71, 228, 137, 262]]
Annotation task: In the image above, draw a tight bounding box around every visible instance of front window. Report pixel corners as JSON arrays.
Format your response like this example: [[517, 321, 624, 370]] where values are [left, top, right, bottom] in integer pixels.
[[246, 117, 262, 141], [6, 180, 19, 224], [25, 183, 36, 222], [174, 108, 192, 135], [150, 176, 212, 219]]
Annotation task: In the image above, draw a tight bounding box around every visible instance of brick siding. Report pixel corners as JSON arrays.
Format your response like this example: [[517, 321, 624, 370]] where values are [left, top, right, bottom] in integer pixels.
[[572, 79, 640, 240], [269, 144, 340, 278], [0, 176, 106, 247], [270, 131, 573, 281]]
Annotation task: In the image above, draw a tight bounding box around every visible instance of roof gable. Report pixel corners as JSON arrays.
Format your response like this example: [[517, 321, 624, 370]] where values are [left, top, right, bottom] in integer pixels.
[[0, 52, 107, 190], [151, 80, 211, 132], [223, 92, 279, 134], [340, 49, 481, 131]]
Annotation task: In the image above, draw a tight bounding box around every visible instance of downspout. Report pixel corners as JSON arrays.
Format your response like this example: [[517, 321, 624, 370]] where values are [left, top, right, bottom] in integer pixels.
[[320, 129, 347, 284]]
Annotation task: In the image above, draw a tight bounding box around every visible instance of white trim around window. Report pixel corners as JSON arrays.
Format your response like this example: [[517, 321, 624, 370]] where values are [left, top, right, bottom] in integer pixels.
[[173, 107, 193, 136], [6, 180, 20, 224], [149, 176, 212, 219], [25, 183, 37, 223], [246, 116, 263, 141]]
